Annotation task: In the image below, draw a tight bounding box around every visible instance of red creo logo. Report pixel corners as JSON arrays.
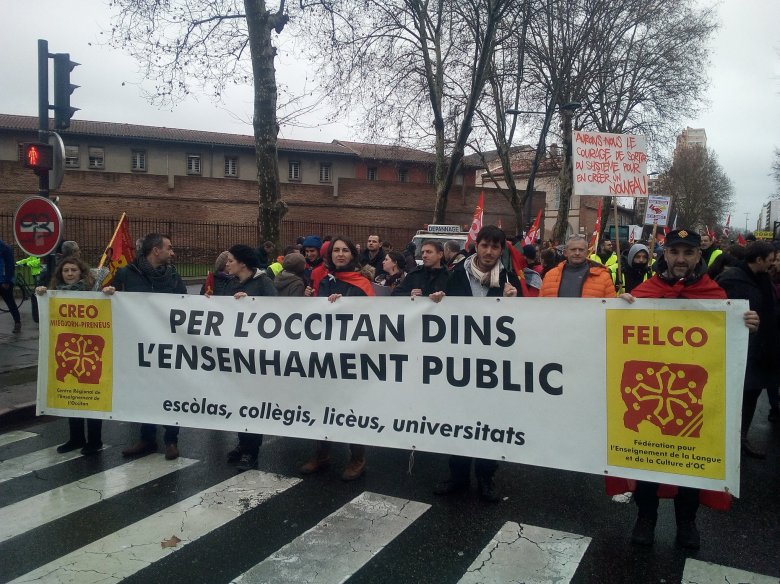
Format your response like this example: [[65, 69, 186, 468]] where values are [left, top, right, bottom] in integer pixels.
[[55, 334, 105, 384]]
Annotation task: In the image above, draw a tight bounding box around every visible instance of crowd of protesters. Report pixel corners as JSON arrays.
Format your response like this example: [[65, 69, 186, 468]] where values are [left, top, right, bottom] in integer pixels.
[[6, 223, 778, 553]]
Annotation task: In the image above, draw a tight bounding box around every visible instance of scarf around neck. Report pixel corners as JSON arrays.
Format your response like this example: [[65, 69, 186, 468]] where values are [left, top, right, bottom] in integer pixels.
[[137, 255, 178, 289], [466, 255, 501, 289]]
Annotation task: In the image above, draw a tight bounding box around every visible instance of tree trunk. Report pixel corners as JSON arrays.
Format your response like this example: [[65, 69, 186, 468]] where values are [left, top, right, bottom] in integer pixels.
[[244, 0, 288, 248], [552, 111, 574, 243]]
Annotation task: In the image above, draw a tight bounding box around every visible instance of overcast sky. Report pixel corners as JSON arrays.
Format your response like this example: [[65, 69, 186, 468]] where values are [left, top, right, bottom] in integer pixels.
[[1, 0, 778, 230]]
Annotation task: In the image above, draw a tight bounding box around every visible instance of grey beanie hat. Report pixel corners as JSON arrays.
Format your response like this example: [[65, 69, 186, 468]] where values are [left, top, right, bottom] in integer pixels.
[[282, 252, 306, 275], [628, 243, 650, 265]]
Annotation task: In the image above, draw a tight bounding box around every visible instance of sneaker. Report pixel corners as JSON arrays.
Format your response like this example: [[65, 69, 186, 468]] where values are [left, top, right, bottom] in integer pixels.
[[477, 477, 500, 503], [122, 441, 157, 457], [433, 478, 469, 496], [80, 442, 103, 456], [300, 455, 331, 475], [12, 321, 21, 334], [768, 407, 779, 423], [341, 457, 366, 481], [226, 447, 242, 463], [741, 439, 766, 459], [236, 453, 258, 472], [676, 521, 701, 550], [57, 440, 86, 454], [630, 515, 656, 546], [164, 443, 180, 460]]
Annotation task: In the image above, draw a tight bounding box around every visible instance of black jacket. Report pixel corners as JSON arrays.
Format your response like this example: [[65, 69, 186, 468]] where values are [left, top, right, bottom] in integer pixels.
[[446, 259, 523, 297], [113, 260, 187, 294], [716, 262, 778, 369], [359, 248, 386, 278], [318, 274, 369, 297], [224, 269, 277, 297], [391, 266, 449, 296]]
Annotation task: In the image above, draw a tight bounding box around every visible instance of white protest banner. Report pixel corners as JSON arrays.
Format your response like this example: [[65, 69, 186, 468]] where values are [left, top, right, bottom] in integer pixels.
[[37, 293, 748, 495], [573, 131, 648, 197], [643, 195, 672, 226]]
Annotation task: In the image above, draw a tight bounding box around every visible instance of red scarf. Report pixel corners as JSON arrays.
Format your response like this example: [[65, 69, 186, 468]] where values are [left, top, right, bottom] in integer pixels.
[[333, 271, 376, 296], [632, 274, 726, 300]]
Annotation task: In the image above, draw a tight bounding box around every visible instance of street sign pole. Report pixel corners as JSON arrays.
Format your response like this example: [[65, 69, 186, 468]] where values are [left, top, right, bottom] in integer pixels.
[[38, 39, 50, 200]]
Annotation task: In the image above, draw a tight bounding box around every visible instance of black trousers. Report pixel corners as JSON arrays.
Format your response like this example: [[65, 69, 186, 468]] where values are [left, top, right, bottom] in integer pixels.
[[140, 424, 179, 445], [0, 284, 20, 323], [634, 480, 699, 523], [448, 455, 498, 483], [68, 417, 102, 445]]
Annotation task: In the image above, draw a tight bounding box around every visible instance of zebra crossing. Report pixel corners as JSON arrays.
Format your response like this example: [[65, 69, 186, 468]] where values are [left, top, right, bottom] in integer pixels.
[[1, 428, 778, 584]]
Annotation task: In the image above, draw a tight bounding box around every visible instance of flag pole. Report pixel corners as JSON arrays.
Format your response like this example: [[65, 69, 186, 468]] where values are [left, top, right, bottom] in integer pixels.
[[613, 197, 623, 294], [97, 212, 127, 270]]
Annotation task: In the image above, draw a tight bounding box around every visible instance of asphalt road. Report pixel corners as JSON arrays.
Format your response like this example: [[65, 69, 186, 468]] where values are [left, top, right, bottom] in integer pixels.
[[0, 398, 778, 584]]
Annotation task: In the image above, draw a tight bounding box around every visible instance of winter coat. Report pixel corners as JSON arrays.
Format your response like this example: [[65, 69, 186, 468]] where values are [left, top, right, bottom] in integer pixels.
[[113, 260, 187, 294], [359, 248, 387, 278], [391, 266, 449, 296], [716, 262, 778, 370], [0, 240, 14, 285], [274, 270, 306, 297], [318, 273, 369, 297], [445, 259, 523, 297], [540, 261, 616, 298], [224, 269, 277, 297]]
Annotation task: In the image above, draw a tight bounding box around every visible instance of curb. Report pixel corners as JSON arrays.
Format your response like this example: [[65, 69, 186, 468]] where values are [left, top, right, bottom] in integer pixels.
[[0, 401, 37, 426]]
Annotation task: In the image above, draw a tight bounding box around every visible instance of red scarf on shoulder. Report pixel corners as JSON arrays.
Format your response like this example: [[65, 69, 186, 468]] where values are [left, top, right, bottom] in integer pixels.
[[333, 271, 375, 296]]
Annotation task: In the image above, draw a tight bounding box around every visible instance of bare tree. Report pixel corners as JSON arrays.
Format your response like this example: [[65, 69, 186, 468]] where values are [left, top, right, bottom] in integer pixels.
[[772, 148, 780, 196], [107, 0, 289, 246], [298, 0, 519, 223], [661, 145, 733, 230]]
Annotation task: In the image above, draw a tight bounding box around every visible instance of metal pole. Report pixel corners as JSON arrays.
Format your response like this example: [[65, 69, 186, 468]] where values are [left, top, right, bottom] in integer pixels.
[[37, 39, 50, 199], [744, 212, 749, 232]]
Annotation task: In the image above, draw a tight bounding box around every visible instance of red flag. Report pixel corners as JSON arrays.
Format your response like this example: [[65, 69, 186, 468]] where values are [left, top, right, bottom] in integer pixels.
[[705, 225, 716, 240], [204, 271, 215, 296], [737, 233, 746, 246], [722, 214, 731, 238], [506, 245, 533, 297], [588, 200, 603, 253], [465, 192, 485, 250], [97, 213, 135, 287], [523, 209, 543, 246]]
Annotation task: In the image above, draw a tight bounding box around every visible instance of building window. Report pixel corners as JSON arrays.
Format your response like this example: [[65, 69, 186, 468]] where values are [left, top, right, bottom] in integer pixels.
[[289, 161, 301, 181], [367, 167, 378, 181], [398, 168, 408, 183], [319, 163, 331, 183], [187, 154, 201, 175], [65, 145, 80, 168], [427, 170, 435, 184], [88, 147, 104, 170], [454, 173, 464, 186], [131, 150, 146, 172], [224, 156, 238, 177]]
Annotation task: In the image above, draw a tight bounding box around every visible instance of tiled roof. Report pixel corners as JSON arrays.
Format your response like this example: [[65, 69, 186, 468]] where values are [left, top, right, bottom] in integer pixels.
[[0, 114, 452, 162]]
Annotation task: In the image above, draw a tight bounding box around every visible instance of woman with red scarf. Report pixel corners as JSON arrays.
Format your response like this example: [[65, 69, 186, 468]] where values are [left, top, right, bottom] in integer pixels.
[[300, 236, 375, 480]]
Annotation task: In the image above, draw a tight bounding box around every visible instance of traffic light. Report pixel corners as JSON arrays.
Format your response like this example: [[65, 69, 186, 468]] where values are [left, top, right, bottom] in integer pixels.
[[53, 53, 79, 130], [21, 142, 54, 176]]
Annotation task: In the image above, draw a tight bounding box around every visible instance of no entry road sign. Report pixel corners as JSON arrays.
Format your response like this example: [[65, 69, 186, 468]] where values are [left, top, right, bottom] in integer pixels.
[[14, 196, 63, 257]]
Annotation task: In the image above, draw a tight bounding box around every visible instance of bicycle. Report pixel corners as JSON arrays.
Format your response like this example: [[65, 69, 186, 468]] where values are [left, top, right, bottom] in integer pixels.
[[0, 272, 35, 313]]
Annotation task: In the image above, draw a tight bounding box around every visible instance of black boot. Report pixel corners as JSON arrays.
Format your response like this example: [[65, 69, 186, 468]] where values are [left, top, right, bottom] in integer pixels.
[[477, 476, 500, 503], [674, 488, 700, 549], [630, 514, 657, 546]]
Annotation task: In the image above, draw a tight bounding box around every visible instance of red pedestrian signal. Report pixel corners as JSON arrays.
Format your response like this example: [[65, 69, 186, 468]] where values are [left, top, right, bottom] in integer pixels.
[[21, 142, 54, 176]]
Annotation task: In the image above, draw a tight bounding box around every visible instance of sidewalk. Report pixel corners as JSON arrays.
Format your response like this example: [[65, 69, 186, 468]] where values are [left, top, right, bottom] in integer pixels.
[[0, 296, 39, 425]]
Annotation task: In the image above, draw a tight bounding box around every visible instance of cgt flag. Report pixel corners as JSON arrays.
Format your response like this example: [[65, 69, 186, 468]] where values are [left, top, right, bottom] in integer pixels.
[[523, 209, 543, 246], [465, 192, 484, 250], [96, 213, 136, 287], [588, 199, 603, 253], [722, 214, 731, 238]]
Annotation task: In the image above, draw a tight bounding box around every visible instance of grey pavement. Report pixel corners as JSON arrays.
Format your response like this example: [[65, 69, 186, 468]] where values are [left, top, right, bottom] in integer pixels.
[[0, 295, 38, 423]]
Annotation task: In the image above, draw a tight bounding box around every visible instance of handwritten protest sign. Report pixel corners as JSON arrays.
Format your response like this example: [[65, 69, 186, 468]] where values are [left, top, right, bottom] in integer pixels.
[[573, 131, 648, 197]]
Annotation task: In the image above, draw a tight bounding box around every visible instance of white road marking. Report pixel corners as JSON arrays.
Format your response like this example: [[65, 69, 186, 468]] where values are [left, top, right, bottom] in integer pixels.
[[0, 444, 111, 484], [232, 491, 430, 584], [457, 521, 591, 584], [9, 470, 301, 584], [682, 558, 779, 584], [0, 431, 37, 448], [0, 454, 198, 543]]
